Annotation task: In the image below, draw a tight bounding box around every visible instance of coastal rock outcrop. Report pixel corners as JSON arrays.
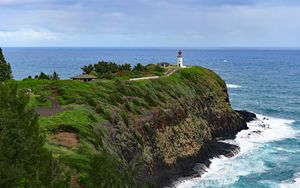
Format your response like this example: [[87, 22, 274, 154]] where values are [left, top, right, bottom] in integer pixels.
[[236, 110, 257, 122], [99, 67, 252, 187], [25, 66, 254, 187]]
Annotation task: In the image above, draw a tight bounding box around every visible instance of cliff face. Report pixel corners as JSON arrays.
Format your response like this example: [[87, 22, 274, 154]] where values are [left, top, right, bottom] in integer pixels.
[[21, 66, 250, 187], [100, 67, 248, 186]]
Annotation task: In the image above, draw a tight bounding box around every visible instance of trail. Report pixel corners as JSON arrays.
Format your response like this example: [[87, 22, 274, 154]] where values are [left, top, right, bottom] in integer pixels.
[[130, 68, 179, 81], [34, 97, 65, 116]]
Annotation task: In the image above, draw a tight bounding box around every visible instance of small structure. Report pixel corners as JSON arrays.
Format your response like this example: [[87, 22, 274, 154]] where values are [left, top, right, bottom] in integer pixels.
[[158, 62, 172, 67], [71, 73, 97, 82], [177, 50, 186, 68]]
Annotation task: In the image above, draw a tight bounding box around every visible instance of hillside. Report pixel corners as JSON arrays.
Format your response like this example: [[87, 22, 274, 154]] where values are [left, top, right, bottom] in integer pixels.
[[17, 66, 250, 187]]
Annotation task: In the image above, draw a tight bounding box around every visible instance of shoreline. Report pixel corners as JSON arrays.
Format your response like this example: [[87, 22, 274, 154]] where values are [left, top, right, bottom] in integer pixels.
[[166, 140, 241, 188], [173, 113, 296, 188], [156, 111, 257, 188]]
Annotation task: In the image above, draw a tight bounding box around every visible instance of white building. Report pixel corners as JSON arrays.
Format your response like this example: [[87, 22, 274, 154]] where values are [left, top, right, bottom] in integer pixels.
[[177, 50, 186, 68]]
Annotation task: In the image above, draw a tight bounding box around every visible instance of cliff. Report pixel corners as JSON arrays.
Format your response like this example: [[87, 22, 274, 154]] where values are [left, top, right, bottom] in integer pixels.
[[18, 66, 252, 187], [100, 67, 249, 186]]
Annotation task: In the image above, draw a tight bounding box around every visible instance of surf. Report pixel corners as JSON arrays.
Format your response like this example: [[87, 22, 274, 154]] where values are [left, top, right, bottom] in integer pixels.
[[176, 114, 296, 188], [227, 84, 242, 89]]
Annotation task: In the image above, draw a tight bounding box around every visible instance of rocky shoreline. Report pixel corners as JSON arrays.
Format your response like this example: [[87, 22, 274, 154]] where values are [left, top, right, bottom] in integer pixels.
[[158, 111, 257, 188]]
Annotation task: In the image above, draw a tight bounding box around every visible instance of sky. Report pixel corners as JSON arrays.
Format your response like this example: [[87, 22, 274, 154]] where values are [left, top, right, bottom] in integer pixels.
[[1, 0, 300, 47]]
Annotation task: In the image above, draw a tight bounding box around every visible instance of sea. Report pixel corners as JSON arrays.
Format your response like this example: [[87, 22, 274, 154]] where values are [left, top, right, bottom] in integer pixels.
[[3, 47, 300, 188]]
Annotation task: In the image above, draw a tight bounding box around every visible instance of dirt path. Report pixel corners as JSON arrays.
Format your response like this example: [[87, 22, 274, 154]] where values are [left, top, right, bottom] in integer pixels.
[[34, 97, 66, 116], [130, 68, 179, 81], [164, 68, 178, 76]]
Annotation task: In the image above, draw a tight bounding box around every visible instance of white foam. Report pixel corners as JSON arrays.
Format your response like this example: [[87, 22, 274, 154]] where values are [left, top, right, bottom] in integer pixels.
[[280, 173, 300, 188], [233, 114, 295, 154], [227, 84, 241, 89], [176, 114, 296, 188]]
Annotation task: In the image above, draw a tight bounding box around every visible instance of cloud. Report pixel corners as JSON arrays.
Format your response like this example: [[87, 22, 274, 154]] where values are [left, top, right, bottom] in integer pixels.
[[155, 0, 300, 7], [0, 0, 79, 6], [1, 0, 300, 46], [0, 28, 59, 40]]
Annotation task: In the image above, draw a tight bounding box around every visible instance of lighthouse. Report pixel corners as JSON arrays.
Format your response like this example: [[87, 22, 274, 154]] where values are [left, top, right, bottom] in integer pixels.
[[177, 50, 184, 67]]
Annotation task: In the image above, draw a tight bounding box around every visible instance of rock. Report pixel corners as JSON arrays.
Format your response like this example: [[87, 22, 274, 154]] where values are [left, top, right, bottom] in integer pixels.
[[236, 110, 257, 122]]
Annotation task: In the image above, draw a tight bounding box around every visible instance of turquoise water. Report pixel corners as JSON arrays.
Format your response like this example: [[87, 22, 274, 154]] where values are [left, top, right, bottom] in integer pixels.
[[3, 48, 300, 187]]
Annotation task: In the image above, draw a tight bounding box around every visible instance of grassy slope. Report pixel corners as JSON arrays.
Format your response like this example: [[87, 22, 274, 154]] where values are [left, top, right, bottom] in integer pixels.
[[17, 66, 234, 185]]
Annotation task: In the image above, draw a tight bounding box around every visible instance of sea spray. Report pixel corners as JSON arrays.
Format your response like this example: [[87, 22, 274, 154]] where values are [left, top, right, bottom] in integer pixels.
[[176, 114, 296, 188], [226, 84, 242, 89]]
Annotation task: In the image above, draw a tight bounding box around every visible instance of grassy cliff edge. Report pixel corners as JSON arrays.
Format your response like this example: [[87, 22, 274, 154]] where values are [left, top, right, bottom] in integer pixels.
[[18, 66, 249, 187]]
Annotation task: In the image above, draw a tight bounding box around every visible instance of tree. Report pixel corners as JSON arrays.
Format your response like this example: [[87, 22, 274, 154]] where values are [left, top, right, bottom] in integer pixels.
[[94, 61, 110, 75], [38, 72, 50, 80], [119, 63, 131, 71], [0, 83, 63, 187], [109, 62, 119, 73], [81, 64, 94, 74], [133, 63, 145, 71], [0, 48, 13, 81], [51, 72, 60, 80]]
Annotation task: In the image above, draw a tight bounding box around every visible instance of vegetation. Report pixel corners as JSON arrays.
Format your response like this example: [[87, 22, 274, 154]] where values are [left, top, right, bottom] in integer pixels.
[[26, 72, 60, 80], [81, 61, 165, 79], [0, 48, 13, 81], [87, 153, 135, 187], [0, 83, 63, 187], [8, 66, 243, 187]]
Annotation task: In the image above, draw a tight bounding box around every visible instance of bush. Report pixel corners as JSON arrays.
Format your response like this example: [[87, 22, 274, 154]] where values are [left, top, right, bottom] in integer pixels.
[[36, 94, 48, 103], [87, 153, 135, 187], [155, 65, 164, 72], [102, 72, 114, 79], [95, 105, 105, 114], [78, 174, 87, 187], [121, 112, 129, 127], [85, 96, 97, 107]]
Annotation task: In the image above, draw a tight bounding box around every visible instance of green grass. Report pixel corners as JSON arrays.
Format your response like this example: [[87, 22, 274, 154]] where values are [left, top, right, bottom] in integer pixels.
[[46, 143, 91, 172], [39, 106, 94, 136], [46, 143, 77, 158], [28, 95, 51, 108], [19, 66, 231, 182]]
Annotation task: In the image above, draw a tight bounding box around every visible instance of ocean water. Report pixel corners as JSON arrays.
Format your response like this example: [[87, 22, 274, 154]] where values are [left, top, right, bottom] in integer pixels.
[[3, 47, 300, 187]]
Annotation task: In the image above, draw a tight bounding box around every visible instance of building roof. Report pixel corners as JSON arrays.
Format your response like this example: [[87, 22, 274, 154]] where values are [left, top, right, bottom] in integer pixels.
[[158, 62, 172, 66], [71, 74, 97, 79]]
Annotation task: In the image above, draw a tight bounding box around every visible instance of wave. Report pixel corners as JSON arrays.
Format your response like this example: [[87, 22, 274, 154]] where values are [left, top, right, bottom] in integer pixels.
[[176, 114, 296, 188], [227, 84, 242, 89], [280, 173, 300, 188]]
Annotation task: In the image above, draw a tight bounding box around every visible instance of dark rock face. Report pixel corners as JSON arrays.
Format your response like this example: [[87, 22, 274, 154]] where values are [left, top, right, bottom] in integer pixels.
[[206, 109, 248, 139], [155, 141, 241, 187], [116, 104, 251, 187], [236, 110, 257, 122], [102, 68, 256, 187]]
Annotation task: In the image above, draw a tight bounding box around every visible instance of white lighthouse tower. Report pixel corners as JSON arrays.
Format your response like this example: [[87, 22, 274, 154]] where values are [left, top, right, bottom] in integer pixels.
[[177, 50, 184, 68]]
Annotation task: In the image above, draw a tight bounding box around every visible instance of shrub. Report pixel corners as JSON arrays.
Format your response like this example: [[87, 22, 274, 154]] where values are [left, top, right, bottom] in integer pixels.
[[36, 94, 48, 103], [121, 112, 129, 127], [87, 153, 135, 187], [78, 174, 87, 187]]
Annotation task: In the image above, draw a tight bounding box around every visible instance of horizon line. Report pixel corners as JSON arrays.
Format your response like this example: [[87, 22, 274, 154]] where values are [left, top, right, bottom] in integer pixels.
[[2, 46, 300, 50]]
